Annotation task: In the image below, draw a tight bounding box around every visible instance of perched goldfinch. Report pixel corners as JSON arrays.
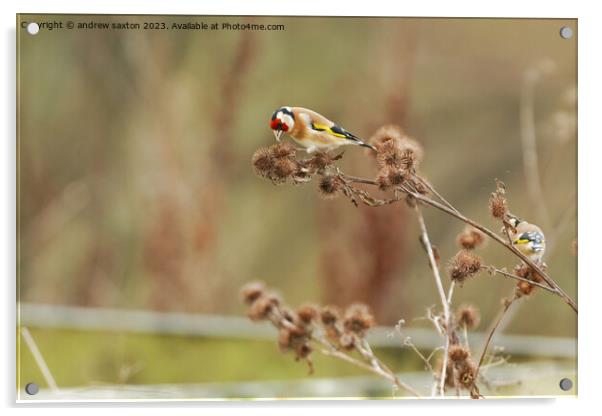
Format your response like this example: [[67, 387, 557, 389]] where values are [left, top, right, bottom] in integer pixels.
[[269, 106, 376, 153], [507, 215, 546, 263]]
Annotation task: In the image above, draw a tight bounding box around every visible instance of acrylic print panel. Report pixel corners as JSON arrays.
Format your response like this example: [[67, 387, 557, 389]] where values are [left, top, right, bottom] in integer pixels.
[[16, 15, 577, 401]]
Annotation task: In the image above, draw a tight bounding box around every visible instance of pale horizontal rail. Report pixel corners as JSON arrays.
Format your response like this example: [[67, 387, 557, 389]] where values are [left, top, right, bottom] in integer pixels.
[[18, 303, 576, 358]]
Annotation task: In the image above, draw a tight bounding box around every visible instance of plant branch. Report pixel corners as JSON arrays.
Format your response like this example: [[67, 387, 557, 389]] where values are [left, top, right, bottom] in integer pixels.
[[483, 265, 558, 294]]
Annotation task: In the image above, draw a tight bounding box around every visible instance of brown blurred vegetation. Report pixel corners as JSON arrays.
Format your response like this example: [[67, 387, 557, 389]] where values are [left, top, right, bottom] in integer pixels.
[[18, 16, 576, 336]]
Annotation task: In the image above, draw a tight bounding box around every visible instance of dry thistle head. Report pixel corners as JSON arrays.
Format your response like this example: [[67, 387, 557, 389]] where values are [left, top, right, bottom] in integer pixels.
[[489, 180, 508, 219], [297, 304, 319, 324], [448, 250, 483, 284], [269, 141, 297, 158], [273, 158, 298, 179], [307, 152, 333, 173], [247, 291, 281, 321], [456, 226, 487, 250], [240, 281, 266, 305], [251, 147, 275, 178], [318, 174, 343, 198], [448, 345, 470, 363], [456, 304, 481, 330], [515, 262, 547, 295], [343, 303, 375, 337], [320, 305, 341, 326], [397, 137, 424, 171], [457, 360, 477, 389], [369, 124, 405, 148]]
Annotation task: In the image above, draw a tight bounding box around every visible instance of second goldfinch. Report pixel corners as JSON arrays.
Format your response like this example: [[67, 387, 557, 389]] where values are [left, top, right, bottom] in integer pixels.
[[507, 215, 546, 264], [269, 106, 376, 153]]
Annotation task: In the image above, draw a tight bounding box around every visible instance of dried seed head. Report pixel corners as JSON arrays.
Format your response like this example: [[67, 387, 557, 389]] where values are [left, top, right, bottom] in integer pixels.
[[343, 303, 375, 336], [270, 141, 297, 158], [456, 226, 487, 250], [294, 343, 312, 360], [448, 250, 482, 284], [489, 180, 508, 219], [307, 152, 333, 172], [514, 263, 546, 295], [456, 304, 480, 330], [397, 137, 423, 170], [297, 304, 319, 324], [247, 292, 280, 321], [320, 305, 341, 326], [252, 147, 276, 178], [457, 361, 477, 389], [240, 281, 266, 305], [318, 175, 342, 198], [369, 124, 406, 148], [273, 158, 297, 180], [448, 345, 470, 363]]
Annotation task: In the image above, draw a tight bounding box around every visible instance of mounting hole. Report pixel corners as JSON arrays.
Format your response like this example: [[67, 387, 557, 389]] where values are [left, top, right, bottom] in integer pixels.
[[559, 378, 573, 391], [26, 22, 40, 35], [25, 382, 39, 395], [560, 26, 573, 39]]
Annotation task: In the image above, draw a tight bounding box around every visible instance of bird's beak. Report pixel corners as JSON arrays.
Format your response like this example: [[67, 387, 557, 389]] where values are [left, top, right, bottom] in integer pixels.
[[273, 130, 283, 142]]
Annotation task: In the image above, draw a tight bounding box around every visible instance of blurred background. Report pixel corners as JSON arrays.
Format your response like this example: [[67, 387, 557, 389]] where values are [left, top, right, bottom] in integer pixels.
[[17, 15, 576, 399]]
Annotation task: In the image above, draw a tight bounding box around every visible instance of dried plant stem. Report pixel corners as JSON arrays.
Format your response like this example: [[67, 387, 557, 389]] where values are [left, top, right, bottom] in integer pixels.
[[483, 265, 557, 293], [267, 308, 421, 397], [414, 205, 452, 396], [345, 174, 576, 311], [472, 293, 519, 397], [20, 327, 59, 392]]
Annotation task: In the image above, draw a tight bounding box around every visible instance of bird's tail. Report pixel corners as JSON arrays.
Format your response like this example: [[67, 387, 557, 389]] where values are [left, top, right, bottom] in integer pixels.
[[359, 142, 377, 152]]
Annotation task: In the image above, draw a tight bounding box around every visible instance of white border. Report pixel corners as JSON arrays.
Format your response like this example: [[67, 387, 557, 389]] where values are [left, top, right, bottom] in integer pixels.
[[3, 1, 601, 415]]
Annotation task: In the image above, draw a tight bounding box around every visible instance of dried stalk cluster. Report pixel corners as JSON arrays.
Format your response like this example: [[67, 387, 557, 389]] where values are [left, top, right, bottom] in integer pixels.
[[246, 122, 576, 398]]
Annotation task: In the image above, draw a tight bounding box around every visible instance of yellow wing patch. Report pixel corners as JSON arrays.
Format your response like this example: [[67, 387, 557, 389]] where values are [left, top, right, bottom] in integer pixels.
[[312, 123, 347, 139]]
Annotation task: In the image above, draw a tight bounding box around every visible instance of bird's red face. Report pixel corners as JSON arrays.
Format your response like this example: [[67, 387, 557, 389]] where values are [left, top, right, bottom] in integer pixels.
[[269, 107, 294, 141]]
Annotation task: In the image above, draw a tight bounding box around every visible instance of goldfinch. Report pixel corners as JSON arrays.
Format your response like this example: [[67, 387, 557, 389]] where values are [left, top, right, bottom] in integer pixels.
[[269, 106, 376, 153], [507, 215, 546, 264]]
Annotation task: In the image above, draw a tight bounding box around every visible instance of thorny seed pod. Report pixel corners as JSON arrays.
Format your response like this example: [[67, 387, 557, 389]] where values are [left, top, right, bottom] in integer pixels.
[[376, 168, 392, 191], [397, 137, 424, 171], [318, 175, 343, 198], [307, 152, 333, 173], [269, 141, 297, 158], [456, 361, 477, 389], [320, 305, 341, 326], [343, 303, 375, 337], [247, 292, 280, 321], [297, 304, 319, 324], [448, 250, 483, 284], [369, 124, 406, 149], [456, 226, 487, 250], [240, 281, 266, 305], [515, 263, 547, 295], [251, 147, 276, 178], [489, 180, 508, 219], [448, 345, 470, 363], [273, 158, 298, 180], [456, 304, 481, 330]]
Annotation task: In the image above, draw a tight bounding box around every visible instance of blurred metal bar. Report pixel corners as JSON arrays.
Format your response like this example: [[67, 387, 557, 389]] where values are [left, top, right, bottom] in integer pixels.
[[18, 303, 576, 358]]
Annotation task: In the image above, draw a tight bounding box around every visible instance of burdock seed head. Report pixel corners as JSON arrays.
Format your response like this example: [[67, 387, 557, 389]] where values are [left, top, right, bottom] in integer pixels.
[[320, 305, 341, 326], [489, 179, 508, 219], [456, 304, 481, 330], [269, 141, 297, 158], [240, 281, 266, 305], [456, 226, 487, 250], [297, 304, 319, 324], [343, 303, 375, 337], [252, 147, 276, 178], [448, 250, 483, 284], [318, 174, 342, 198], [369, 124, 405, 149], [448, 345, 470, 363]]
